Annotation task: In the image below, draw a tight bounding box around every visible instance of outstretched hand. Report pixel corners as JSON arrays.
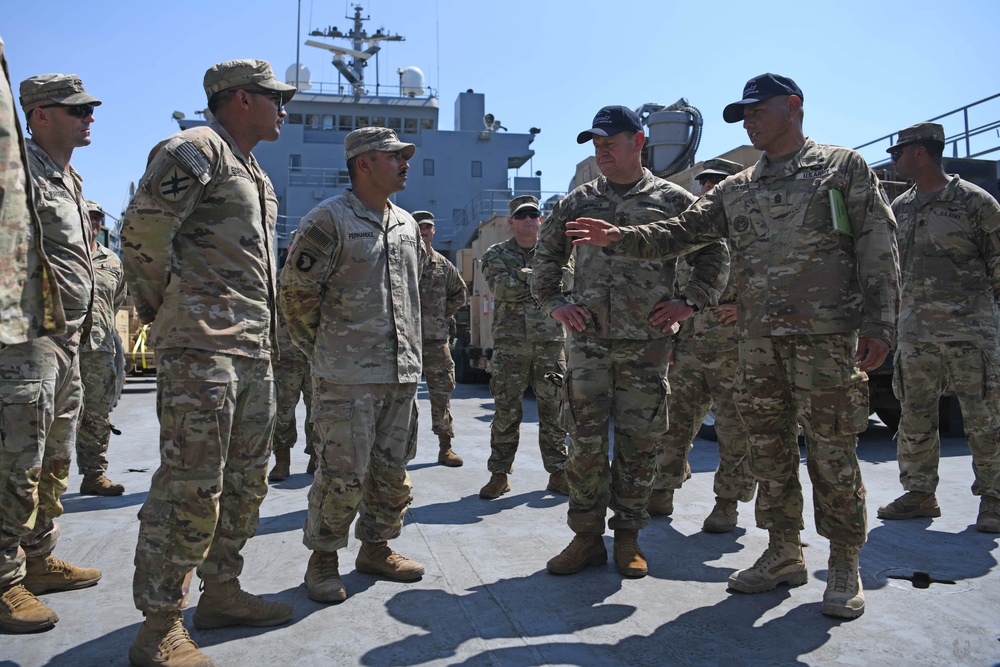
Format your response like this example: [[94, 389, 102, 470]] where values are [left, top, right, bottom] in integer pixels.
[[565, 217, 621, 246]]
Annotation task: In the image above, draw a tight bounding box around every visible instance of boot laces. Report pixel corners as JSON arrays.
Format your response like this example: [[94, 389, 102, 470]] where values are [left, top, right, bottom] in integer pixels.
[[753, 534, 794, 571], [829, 546, 852, 593], [3, 584, 38, 610], [983, 496, 1000, 514], [313, 554, 341, 579], [161, 613, 199, 653]]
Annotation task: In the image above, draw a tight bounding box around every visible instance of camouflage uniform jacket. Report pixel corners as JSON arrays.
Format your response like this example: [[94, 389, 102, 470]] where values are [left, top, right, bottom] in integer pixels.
[[533, 168, 728, 340], [121, 120, 278, 358], [279, 188, 426, 384], [614, 139, 901, 344], [419, 248, 466, 341], [26, 139, 94, 338], [481, 237, 569, 344], [0, 37, 64, 343], [82, 244, 126, 353], [675, 240, 737, 343], [893, 174, 1000, 343]]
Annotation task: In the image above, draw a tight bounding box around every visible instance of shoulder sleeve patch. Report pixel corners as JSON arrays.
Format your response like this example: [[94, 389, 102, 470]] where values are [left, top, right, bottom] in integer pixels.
[[169, 141, 212, 184], [303, 221, 334, 250]]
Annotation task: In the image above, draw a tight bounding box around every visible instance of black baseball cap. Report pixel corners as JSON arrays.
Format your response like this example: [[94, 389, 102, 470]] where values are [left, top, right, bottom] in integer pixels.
[[576, 105, 643, 144], [723, 73, 803, 123]]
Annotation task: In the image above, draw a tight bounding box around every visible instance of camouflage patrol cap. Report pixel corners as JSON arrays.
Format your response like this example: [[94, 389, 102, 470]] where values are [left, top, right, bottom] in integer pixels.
[[344, 126, 416, 161], [413, 211, 435, 226], [886, 122, 945, 152], [695, 158, 744, 181], [508, 195, 540, 216], [723, 73, 803, 123], [19, 74, 101, 112], [84, 199, 105, 217], [203, 59, 296, 104]]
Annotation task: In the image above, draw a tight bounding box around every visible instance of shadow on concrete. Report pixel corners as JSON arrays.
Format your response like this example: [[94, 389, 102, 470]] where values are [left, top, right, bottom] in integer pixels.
[[257, 509, 308, 537], [61, 490, 147, 514], [642, 518, 749, 584], [267, 472, 314, 491], [408, 491, 564, 526]]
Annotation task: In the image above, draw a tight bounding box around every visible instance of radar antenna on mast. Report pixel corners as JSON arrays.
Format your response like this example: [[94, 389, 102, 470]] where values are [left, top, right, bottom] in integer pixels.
[[306, 4, 404, 98]]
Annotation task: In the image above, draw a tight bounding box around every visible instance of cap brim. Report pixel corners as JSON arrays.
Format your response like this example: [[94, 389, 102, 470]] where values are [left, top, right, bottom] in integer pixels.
[[696, 168, 728, 180], [723, 97, 763, 123], [511, 203, 540, 216], [258, 78, 297, 104]]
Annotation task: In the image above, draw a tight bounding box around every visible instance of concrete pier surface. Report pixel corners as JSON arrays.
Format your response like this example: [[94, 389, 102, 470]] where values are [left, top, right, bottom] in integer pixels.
[[2, 376, 998, 666]]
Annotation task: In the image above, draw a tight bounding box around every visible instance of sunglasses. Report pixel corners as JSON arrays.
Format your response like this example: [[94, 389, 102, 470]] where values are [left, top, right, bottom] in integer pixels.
[[40, 102, 95, 118], [512, 210, 540, 220], [244, 89, 284, 109]]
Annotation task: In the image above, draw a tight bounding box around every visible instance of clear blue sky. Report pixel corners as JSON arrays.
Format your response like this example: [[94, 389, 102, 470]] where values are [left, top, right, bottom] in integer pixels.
[[4, 0, 999, 219]]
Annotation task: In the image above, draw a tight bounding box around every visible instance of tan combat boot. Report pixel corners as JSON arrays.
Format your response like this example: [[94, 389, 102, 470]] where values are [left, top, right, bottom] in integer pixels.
[[23, 554, 101, 594], [728, 530, 807, 593], [702, 498, 739, 533], [192, 578, 293, 630], [268, 447, 291, 482], [546, 535, 607, 575], [546, 470, 569, 496], [976, 495, 1000, 533], [647, 489, 674, 516], [613, 529, 648, 578], [356, 541, 425, 581], [438, 436, 463, 467], [305, 550, 347, 603], [822, 542, 865, 618], [129, 610, 214, 667], [80, 472, 125, 496], [877, 491, 941, 520], [479, 473, 510, 499], [0, 583, 58, 633]]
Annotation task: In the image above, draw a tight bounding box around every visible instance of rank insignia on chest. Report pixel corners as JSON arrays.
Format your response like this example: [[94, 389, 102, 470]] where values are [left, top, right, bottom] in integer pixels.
[[158, 166, 192, 202]]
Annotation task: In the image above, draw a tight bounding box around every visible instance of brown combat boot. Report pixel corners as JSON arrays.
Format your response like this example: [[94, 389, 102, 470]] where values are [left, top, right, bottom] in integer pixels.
[[877, 491, 941, 520], [729, 530, 807, 593], [356, 541, 425, 581], [546, 470, 569, 496], [546, 535, 607, 575], [613, 529, 648, 578], [306, 451, 318, 475], [647, 489, 674, 516], [268, 447, 291, 482], [822, 542, 865, 618], [702, 498, 739, 533], [23, 554, 101, 594], [437, 436, 463, 467], [479, 473, 510, 499], [80, 472, 125, 496], [0, 583, 58, 633], [976, 495, 1000, 533], [192, 578, 293, 630], [305, 550, 347, 603], [129, 610, 214, 667]]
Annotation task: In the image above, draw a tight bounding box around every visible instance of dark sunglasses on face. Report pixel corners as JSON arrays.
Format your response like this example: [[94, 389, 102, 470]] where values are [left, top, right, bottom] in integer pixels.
[[243, 89, 283, 109], [513, 210, 540, 220], [40, 102, 95, 118], [889, 148, 904, 161]]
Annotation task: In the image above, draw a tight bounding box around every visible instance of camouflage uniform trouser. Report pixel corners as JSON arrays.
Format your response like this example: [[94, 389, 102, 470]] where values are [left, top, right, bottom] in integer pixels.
[[488, 340, 567, 475], [735, 333, 869, 546], [303, 379, 417, 552], [561, 335, 670, 534], [133, 348, 275, 613], [76, 350, 117, 475], [422, 338, 455, 438], [0, 335, 81, 587], [273, 345, 315, 455], [894, 339, 1000, 497], [655, 318, 756, 503]]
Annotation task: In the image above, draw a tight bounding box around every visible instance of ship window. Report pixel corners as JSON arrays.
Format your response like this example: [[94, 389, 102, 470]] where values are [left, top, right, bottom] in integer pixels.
[[338, 115, 352, 131], [388, 117, 402, 130], [420, 118, 435, 131], [287, 113, 303, 124], [403, 118, 417, 134], [306, 114, 320, 129], [355, 116, 370, 129], [471, 161, 483, 178], [289, 154, 302, 173], [372, 116, 385, 127], [423, 159, 434, 176], [323, 115, 334, 130]]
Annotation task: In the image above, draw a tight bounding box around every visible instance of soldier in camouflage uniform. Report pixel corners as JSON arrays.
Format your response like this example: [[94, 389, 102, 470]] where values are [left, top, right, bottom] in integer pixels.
[[280, 126, 427, 605], [533, 106, 729, 579], [0, 71, 103, 634], [76, 200, 127, 496], [650, 158, 757, 533], [876, 122, 1000, 534], [122, 60, 296, 666], [415, 210, 467, 467], [565, 74, 901, 618], [479, 195, 570, 500]]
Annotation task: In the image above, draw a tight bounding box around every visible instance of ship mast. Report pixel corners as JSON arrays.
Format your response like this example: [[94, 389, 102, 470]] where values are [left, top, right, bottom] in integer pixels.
[[305, 4, 404, 98]]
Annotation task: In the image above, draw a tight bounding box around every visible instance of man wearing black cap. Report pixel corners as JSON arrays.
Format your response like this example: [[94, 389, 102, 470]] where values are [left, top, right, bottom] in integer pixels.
[[650, 157, 757, 535], [877, 122, 1000, 534], [123, 59, 296, 665], [564, 74, 901, 619], [533, 105, 729, 579]]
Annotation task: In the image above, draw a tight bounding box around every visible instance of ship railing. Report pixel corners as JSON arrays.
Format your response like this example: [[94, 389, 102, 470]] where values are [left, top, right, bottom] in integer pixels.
[[291, 81, 438, 99]]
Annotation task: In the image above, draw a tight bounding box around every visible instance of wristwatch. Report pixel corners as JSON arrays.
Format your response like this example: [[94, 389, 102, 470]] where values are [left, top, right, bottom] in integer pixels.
[[684, 298, 699, 312]]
